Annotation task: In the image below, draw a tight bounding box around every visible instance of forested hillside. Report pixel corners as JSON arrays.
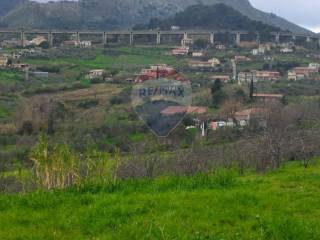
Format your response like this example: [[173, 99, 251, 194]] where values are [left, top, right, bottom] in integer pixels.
[[139, 4, 280, 33]]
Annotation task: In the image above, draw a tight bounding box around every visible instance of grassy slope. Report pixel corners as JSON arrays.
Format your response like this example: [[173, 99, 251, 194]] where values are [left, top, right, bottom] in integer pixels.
[[24, 47, 178, 71], [1, 162, 320, 239]]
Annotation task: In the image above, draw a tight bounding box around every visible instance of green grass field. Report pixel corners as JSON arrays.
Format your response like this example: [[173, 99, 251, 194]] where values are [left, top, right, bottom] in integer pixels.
[[1, 161, 320, 240], [25, 47, 178, 71]]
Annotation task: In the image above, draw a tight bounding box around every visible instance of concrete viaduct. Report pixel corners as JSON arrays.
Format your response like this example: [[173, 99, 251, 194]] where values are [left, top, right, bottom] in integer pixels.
[[0, 29, 319, 47]]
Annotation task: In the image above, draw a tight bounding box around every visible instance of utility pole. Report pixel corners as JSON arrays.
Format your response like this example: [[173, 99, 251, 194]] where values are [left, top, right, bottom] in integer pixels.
[[250, 74, 254, 102], [231, 59, 237, 84], [25, 67, 29, 81], [156, 66, 159, 79]]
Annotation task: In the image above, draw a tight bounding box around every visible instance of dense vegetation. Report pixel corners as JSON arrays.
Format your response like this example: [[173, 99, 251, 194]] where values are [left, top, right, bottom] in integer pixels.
[[142, 4, 280, 34]]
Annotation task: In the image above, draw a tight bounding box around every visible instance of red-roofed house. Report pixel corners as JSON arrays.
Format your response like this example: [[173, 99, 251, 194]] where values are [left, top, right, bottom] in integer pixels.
[[234, 107, 268, 126], [135, 64, 187, 83]]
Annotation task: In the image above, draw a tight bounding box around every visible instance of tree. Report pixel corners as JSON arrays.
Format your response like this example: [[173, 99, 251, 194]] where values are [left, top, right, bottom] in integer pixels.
[[39, 41, 49, 49], [211, 79, 222, 93], [249, 77, 254, 102], [193, 39, 210, 49], [258, 103, 302, 170], [281, 96, 288, 105], [20, 120, 33, 135], [211, 79, 226, 108], [6, 58, 12, 66]]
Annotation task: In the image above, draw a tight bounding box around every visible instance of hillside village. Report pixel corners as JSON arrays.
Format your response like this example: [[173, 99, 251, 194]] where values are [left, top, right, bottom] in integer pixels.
[[1, 31, 319, 135]]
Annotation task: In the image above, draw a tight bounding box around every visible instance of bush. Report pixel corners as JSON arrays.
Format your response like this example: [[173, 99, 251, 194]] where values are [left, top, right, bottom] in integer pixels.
[[37, 65, 60, 73], [109, 96, 123, 105], [39, 41, 49, 49], [77, 100, 99, 109], [20, 121, 33, 135]]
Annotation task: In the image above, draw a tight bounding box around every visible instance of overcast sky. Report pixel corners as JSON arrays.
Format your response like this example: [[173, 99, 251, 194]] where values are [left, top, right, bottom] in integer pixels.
[[35, 0, 320, 32], [250, 0, 320, 33]]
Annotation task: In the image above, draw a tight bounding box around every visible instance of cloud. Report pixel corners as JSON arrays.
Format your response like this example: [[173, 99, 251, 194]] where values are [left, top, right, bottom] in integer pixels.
[[250, 0, 320, 31]]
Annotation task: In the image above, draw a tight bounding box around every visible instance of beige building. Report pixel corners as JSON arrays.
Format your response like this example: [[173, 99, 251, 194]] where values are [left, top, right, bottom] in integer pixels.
[[238, 72, 254, 84], [253, 71, 280, 82], [210, 75, 230, 83], [208, 58, 220, 66], [189, 58, 220, 69], [181, 38, 194, 47], [253, 93, 283, 103], [238, 71, 280, 84], [0, 56, 8, 67], [31, 36, 47, 46], [288, 65, 319, 81], [288, 70, 305, 81], [234, 55, 251, 62]]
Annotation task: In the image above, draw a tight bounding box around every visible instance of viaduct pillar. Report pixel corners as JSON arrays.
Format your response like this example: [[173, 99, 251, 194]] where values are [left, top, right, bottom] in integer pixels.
[[256, 33, 260, 44], [20, 30, 25, 47], [184, 32, 188, 39], [275, 32, 280, 43], [156, 32, 161, 45], [76, 31, 80, 42], [103, 32, 108, 45], [129, 32, 134, 45], [235, 32, 241, 46], [48, 31, 53, 47], [292, 34, 296, 42], [306, 36, 311, 42], [210, 32, 215, 44]]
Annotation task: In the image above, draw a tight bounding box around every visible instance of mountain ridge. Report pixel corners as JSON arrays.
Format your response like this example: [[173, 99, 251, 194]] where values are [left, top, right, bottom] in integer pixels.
[[0, 0, 26, 17], [0, 0, 313, 35]]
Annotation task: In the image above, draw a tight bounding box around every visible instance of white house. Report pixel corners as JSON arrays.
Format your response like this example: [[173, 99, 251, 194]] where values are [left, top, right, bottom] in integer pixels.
[[192, 51, 204, 57], [309, 63, 320, 72], [280, 48, 294, 53], [252, 45, 267, 56], [86, 69, 105, 79], [215, 44, 226, 50], [171, 26, 180, 31], [79, 41, 92, 48]]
